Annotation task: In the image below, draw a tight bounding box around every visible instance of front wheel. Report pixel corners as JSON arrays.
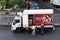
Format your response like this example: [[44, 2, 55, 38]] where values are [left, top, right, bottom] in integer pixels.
[[12, 27, 22, 33]]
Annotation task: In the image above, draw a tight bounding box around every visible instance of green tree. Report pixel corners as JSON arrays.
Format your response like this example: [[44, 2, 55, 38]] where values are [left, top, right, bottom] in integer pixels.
[[10, 0, 16, 5], [5, 0, 10, 8], [0, 1, 5, 10], [17, 0, 26, 8], [3, 0, 26, 9]]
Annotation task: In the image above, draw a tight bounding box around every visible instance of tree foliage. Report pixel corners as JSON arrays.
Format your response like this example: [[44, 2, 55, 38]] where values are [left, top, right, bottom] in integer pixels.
[[0, 0, 26, 9], [0, 0, 5, 9]]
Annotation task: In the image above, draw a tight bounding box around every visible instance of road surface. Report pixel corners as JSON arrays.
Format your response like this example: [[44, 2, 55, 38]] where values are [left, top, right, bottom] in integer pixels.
[[0, 27, 60, 40]]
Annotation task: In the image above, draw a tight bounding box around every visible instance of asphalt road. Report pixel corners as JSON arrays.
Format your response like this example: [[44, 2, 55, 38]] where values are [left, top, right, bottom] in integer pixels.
[[0, 27, 60, 40]]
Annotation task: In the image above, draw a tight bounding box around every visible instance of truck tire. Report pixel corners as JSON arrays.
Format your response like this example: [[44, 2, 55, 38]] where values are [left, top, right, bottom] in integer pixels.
[[16, 28, 22, 33], [12, 27, 22, 33]]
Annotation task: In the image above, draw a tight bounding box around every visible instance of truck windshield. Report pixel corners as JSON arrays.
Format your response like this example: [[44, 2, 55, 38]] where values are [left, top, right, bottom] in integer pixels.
[[13, 20, 20, 25]]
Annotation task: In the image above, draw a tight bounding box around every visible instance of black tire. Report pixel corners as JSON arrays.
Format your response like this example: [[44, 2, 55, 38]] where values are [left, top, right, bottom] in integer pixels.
[[12, 28, 22, 33], [16, 28, 22, 33]]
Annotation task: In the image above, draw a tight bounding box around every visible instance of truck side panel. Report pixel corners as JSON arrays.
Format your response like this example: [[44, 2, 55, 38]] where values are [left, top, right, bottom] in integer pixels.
[[34, 14, 53, 26]]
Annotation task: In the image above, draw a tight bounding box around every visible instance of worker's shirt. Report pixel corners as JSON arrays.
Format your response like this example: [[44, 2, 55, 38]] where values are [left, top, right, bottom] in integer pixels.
[[31, 25, 36, 30]]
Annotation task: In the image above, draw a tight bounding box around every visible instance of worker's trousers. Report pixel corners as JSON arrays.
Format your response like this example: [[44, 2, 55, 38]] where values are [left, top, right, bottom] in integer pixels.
[[31, 30, 36, 36]]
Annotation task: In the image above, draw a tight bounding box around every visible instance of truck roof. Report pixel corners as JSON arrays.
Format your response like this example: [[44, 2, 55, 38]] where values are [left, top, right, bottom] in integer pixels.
[[23, 9, 53, 14]]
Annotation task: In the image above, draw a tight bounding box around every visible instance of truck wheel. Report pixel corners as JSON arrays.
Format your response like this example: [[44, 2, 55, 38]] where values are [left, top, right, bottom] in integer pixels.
[[16, 28, 21, 33], [12, 28, 22, 33]]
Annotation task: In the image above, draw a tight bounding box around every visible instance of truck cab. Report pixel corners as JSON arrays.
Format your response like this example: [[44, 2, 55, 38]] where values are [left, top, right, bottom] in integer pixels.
[[11, 12, 22, 32]]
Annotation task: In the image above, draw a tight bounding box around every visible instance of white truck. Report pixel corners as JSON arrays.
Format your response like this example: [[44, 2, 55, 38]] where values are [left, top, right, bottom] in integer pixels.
[[11, 9, 55, 33], [50, 0, 60, 7]]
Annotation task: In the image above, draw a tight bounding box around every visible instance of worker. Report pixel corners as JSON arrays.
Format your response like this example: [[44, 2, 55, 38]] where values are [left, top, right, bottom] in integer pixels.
[[31, 25, 36, 37]]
